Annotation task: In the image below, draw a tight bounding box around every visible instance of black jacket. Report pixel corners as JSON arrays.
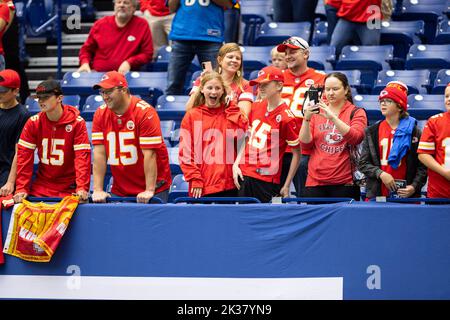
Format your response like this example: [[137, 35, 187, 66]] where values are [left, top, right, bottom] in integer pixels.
[[358, 121, 427, 199]]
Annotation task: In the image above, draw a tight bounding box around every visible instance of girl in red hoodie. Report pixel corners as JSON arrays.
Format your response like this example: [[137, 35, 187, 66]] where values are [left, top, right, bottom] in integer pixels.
[[299, 72, 367, 200], [179, 71, 248, 198]]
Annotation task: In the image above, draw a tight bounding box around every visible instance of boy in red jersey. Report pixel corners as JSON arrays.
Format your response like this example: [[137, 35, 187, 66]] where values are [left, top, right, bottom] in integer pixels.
[[233, 66, 300, 203], [14, 80, 91, 203], [417, 84, 450, 198], [91, 71, 171, 203]]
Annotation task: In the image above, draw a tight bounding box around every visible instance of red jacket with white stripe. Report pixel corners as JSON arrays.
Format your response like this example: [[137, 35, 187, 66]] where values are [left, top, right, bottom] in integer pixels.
[[15, 105, 91, 196]]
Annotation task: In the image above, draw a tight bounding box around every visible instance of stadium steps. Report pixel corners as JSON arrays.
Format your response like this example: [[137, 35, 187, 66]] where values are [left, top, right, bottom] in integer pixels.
[[25, 68, 77, 81]]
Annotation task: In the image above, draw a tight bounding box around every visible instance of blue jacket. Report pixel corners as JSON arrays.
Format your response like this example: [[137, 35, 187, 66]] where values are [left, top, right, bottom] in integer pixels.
[[388, 116, 417, 169]]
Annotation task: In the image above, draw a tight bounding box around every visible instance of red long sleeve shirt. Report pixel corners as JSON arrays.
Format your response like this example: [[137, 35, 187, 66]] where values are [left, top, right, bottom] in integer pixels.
[[79, 15, 153, 71], [0, 3, 11, 55], [140, 0, 170, 16], [301, 101, 367, 186], [15, 105, 91, 196], [337, 0, 382, 23], [179, 102, 248, 196]]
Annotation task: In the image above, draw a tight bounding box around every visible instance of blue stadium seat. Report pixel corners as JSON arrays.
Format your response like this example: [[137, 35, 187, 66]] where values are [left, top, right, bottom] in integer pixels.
[[393, 0, 448, 43], [253, 22, 311, 46], [315, 0, 327, 21], [149, 46, 202, 73], [434, 18, 450, 44], [125, 71, 167, 105], [186, 70, 202, 94], [249, 69, 259, 80], [81, 95, 104, 121], [61, 71, 104, 96], [335, 45, 394, 93], [407, 94, 447, 120], [241, 46, 272, 77], [168, 147, 182, 176], [380, 20, 425, 60], [333, 70, 362, 90], [155, 95, 188, 121], [62, 95, 81, 109], [168, 174, 188, 203], [372, 70, 431, 95], [353, 95, 382, 121], [405, 44, 450, 71], [432, 69, 450, 94], [24, 0, 54, 38], [24, 96, 41, 115], [241, 0, 272, 45], [308, 46, 336, 70], [312, 20, 328, 46], [160, 120, 175, 140]]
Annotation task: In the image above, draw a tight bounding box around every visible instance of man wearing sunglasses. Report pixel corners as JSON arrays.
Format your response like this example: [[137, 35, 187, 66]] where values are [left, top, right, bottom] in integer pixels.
[[91, 71, 171, 203], [276, 36, 326, 197], [0, 69, 29, 197], [14, 80, 91, 203]]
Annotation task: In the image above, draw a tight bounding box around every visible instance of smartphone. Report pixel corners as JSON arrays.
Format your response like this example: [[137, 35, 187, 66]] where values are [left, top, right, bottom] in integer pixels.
[[307, 87, 321, 113], [202, 61, 213, 72]]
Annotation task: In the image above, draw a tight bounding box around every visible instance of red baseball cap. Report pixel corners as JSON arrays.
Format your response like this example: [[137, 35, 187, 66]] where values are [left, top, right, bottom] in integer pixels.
[[0, 69, 21, 93], [93, 71, 128, 90], [249, 66, 284, 86], [277, 36, 310, 52]]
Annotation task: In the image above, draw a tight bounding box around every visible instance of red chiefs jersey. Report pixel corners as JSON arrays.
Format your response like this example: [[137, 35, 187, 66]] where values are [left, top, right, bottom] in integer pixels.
[[0, 3, 11, 55], [417, 112, 450, 198], [179, 102, 248, 196], [239, 100, 300, 184], [15, 105, 91, 196], [337, 0, 382, 23], [281, 68, 326, 153], [378, 120, 407, 197], [92, 96, 171, 196], [191, 77, 254, 104]]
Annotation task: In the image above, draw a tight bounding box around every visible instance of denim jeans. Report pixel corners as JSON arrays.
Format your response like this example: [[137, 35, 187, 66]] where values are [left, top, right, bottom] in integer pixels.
[[325, 4, 339, 45], [166, 40, 222, 95], [273, 0, 318, 24], [0, 55, 5, 71], [330, 18, 381, 57], [224, 7, 240, 43]]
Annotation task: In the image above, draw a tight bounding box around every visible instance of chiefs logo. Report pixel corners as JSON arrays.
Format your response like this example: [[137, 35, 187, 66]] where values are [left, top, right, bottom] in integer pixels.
[[100, 74, 109, 81], [65, 124, 73, 132], [325, 132, 343, 145], [305, 79, 315, 87], [379, 90, 388, 97], [127, 120, 135, 130]]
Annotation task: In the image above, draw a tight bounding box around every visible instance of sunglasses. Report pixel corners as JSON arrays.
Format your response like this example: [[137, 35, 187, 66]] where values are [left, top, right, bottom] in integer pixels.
[[283, 38, 308, 50]]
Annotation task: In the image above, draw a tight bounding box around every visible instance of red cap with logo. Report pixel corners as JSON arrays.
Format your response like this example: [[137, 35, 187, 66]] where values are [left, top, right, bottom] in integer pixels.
[[277, 36, 310, 52], [93, 71, 128, 90], [249, 66, 284, 86], [0, 69, 21, 93], [378, 80, 408, 111]]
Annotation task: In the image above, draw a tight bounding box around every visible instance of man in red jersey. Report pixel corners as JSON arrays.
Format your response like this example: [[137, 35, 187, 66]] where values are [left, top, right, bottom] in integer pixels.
[[233, 66, 300, 203], [276, 36, 326, 197], [78, 0, 153, 73], [91, 71, 171, 203], [14, 80, 91, 203], [417, 84, 450, 199]]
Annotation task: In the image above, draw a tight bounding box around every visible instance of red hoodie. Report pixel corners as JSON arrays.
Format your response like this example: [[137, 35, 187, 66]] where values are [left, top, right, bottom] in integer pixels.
[[301, 101, 367, 186], [179, 102, 248, 196], [16, 105, 91, 196]]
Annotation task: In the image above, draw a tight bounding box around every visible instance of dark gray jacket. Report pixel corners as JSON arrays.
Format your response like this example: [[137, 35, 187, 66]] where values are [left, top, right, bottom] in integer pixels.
[[358, 121, 427, 199]]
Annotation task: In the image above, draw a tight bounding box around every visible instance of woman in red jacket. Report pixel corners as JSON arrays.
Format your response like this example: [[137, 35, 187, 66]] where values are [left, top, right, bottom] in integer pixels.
[[299, 72, 367, 200], [179, 71, 248, 198]]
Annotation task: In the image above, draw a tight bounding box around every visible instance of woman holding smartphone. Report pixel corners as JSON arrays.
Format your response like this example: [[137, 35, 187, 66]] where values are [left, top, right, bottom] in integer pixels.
[[299, 72, 367, 200], [186, 42, 254, 114], [359, 81, 427, 199]]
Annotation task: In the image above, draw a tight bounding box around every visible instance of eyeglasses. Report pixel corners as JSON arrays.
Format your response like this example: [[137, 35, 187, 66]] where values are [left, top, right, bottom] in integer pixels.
[[380, 98, 395, 105], [283, 38, 308, 50], [99, 87, 122, 96]]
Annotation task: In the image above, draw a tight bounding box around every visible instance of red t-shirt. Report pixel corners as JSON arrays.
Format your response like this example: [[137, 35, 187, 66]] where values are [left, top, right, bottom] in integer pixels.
[[378, 120, 407, 197], [15, 106, 91, 196], [417, 112, 450, 198], [79, 15, 153, 71], [301, 101, 367, 186], [239, 100, 300, 184], [140, 0, 171, 16], [0, 3, 11, 55], [191, 77, 254, 104], [179, 102, 248, 196], [337, 0, 382, 23], [92, 96, 171, 196]]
